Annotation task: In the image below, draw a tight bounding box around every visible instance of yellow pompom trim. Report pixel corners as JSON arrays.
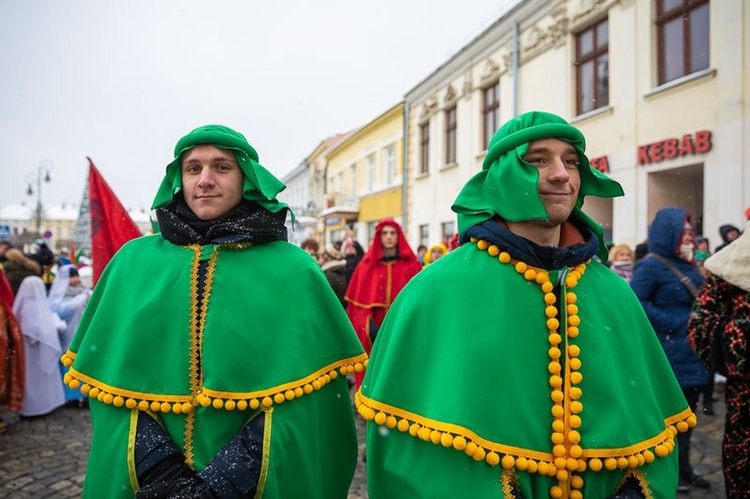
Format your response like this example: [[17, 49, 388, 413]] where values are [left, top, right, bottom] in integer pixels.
[[60, 350, 368, 415]]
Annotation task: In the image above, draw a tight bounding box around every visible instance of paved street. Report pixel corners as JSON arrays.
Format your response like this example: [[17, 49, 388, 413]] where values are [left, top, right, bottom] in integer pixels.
[[1, 390, 726, 498]]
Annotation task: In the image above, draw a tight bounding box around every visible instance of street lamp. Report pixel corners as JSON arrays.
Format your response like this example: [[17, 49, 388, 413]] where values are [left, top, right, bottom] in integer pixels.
[[26, 160, 53, 238]]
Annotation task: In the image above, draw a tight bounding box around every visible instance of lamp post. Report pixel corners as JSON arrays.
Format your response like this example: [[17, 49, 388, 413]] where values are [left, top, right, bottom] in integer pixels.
[[26, 160, 53, 238]]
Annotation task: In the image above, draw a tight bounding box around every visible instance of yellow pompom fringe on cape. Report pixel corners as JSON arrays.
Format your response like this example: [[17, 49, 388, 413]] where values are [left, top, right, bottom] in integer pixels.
[[356, 390, 696, 475], [61, 351, 368, 414]]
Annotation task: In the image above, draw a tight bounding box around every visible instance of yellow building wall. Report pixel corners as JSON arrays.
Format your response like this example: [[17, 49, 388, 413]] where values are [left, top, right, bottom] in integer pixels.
[[358, 187, 402, 222], [325, 102, 404, 216]]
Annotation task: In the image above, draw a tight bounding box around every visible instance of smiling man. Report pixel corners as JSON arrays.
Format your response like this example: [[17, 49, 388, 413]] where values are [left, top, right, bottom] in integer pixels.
[[357, 111, 697, 498], [62, 125, 366, 498]]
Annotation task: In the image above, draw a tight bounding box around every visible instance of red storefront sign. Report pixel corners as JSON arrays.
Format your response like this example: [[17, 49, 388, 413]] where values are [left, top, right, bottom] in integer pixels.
[[589, 156, 609, 173], [637, 130, 712, 165]]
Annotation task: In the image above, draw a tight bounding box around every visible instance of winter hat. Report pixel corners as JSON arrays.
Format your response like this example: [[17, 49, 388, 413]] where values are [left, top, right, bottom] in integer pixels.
[[705, 220, 750, 291], [321, 245, 342, 261], [151, 125, 290, 218]]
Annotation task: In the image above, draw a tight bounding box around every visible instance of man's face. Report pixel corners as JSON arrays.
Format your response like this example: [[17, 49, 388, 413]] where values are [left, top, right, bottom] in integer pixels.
[[727, 229, 740, 242], [380, 225, 399, 251], [522, 138, 581, 226], [181, 145, 244, 221]]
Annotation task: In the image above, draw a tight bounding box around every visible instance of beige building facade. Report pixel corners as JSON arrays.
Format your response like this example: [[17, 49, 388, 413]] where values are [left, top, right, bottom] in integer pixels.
[[322, 102, 405, 248], [404, 0, 749, 250]]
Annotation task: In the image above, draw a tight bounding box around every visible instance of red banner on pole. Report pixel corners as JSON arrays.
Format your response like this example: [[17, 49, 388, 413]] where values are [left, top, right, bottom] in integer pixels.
[[88, 157, 141, 286]]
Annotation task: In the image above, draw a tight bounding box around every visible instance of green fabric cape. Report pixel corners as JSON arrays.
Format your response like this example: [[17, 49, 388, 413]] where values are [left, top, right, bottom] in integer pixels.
[[359, 243, 693, 498], [64, 235, 366, 498], [151, 124, 292, 221], [452, 111, 624, 261]]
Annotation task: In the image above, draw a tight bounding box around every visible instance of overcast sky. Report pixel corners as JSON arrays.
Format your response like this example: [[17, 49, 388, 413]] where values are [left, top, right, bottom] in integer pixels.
[[1, 0, 518, 213]]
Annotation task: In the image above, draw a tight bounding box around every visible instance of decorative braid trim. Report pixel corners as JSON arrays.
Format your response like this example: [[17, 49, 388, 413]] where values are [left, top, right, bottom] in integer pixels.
[[61, 350, 368, 414], [356, 390, 696, 477]]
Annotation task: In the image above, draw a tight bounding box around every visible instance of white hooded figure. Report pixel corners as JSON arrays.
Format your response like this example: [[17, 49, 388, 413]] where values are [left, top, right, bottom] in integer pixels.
[[47, 264, 91, 352], [47, 264, 91, 403], [13, 276, 65, 416]]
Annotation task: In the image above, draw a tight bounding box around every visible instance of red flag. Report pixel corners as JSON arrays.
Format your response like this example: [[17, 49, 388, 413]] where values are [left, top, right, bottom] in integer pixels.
[[88, 157, 142, 286], [69, 241, 77, 265]]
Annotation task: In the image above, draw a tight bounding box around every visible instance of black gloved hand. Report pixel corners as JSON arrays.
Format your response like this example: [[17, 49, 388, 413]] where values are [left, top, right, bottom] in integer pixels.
[[134, 411, 216, 498], [198, 411, 266, 498]]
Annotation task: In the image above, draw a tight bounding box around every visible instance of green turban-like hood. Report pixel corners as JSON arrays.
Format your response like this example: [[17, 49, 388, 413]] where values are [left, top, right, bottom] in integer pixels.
[[151, 124, 290, 217], [452, 111, 623, 257]]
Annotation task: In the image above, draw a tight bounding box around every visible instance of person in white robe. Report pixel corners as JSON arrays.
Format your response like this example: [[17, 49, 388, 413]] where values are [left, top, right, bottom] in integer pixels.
[[12, 275, 65, 417], [47, 264, 90, 404]]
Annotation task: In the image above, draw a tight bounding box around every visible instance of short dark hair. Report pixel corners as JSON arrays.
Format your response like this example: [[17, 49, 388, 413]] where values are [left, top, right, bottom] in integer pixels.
[[301, 238, 319, 252]]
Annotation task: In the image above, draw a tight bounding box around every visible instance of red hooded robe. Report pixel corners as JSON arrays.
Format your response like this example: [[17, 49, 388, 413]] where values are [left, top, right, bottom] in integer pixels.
[[0, 271, 25, 413], [345, 219, 421, 387]]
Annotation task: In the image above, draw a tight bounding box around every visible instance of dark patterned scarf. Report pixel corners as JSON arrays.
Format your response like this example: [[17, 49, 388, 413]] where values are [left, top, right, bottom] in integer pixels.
[[156, 196, 287, 246]]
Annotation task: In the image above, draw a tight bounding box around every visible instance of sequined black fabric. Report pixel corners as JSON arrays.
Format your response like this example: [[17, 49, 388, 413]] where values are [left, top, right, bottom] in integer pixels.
[[198, 412, 265, 498], [134, 412, 217, 498], [156, 197, 287, 246]]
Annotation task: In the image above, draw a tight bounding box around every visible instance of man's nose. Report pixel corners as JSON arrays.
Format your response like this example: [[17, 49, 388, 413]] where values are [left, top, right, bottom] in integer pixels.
[[197, 169, 215, 187], [548, 157, 570, 181]]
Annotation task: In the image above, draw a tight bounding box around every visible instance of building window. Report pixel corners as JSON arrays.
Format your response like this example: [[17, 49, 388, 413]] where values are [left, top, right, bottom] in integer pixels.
[[445, 106, 457, 164], [656, 0, 710, 85], [441, 221, 455, 246], [385, 145, 395, 185], [419, 122, 430, 174], [367, 154, 375, 191], [482, 84, 499, 150], [576, 18, 609, 115], [419, 224, 429, 247], [349, 164, 357, 194]]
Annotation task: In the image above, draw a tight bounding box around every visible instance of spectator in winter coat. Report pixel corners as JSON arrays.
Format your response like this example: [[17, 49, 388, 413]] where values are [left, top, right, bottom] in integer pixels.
[[630, 206, 709, 493], [318, 244, 348, 308], [715, 224, 741, 253]]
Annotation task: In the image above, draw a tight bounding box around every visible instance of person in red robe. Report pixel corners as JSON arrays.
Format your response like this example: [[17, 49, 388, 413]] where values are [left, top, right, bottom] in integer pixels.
[[345, 219, 422, 387], [0, 270, 25, 424]]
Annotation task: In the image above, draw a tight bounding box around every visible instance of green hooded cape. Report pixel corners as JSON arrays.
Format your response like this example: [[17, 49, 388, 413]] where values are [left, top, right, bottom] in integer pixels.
[[359, 112, 693, 498], [359, 245, 694, 498], [64, 125, 365, 498]]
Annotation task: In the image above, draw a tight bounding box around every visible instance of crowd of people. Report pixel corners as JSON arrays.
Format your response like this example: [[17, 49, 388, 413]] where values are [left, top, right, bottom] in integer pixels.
[[0, 241, 93, 431], [1, 114, 748, 498]]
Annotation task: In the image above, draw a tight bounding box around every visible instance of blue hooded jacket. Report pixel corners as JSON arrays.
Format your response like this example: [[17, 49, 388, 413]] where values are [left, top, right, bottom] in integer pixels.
[[630, 207, 707, 388]]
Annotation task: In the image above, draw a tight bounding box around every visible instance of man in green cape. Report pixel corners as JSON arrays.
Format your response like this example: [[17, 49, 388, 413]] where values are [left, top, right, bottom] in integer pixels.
[[63, 125, 366, 498], [358, 112, 696, 498]]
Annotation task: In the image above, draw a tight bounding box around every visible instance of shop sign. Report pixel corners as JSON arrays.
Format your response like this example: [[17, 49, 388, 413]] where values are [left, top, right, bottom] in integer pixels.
[[589, 156, 609, 173], [637, 130, 712, 165]]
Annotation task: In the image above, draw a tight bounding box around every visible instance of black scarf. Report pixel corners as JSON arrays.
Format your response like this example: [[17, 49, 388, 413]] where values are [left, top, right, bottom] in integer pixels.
[[461, 216, 600, 270], [156, 196, 287, 246]]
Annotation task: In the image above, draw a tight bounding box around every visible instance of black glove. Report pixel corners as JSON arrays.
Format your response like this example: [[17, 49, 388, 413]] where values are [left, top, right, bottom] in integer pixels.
[[134, 412, 216, 498], [134, 410, 266, 499], [198, 411, 265, 498]]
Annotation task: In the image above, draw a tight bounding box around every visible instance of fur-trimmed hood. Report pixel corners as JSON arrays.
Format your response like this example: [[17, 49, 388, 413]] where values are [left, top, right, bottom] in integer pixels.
[[705, 221, 750, 291]]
